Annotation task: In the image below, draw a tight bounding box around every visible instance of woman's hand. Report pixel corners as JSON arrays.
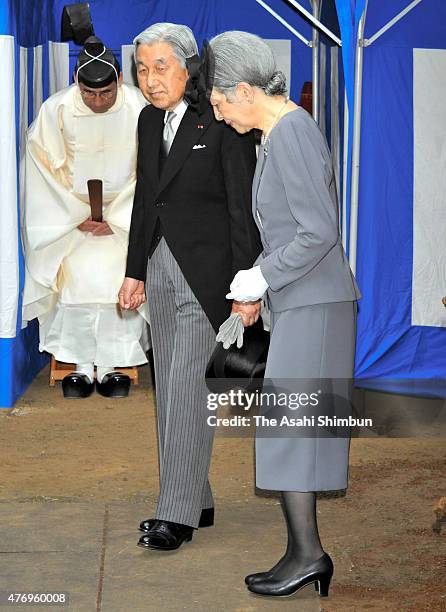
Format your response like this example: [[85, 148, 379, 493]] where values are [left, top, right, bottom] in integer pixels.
[[226, 266, 269, 301], [231, 299, 261, 327]]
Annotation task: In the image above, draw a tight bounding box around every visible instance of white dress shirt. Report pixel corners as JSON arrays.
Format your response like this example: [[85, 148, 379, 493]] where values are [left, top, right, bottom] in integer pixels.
[[164, 99, 188, 138]]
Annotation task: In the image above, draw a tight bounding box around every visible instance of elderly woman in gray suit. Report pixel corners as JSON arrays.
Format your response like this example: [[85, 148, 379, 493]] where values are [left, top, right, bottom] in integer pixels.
[[209, 32, 361, 599]]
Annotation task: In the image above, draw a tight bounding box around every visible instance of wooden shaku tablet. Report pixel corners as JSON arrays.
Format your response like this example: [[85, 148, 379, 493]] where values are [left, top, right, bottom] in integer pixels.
[[87, 179, 103, 222]]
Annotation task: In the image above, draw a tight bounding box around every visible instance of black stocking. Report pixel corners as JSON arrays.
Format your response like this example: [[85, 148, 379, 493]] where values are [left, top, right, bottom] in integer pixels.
[[274, 491, 324, 578], [249, 491, 324, 582]]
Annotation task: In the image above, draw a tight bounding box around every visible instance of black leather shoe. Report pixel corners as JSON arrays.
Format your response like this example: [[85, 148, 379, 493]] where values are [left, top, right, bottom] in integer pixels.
[[245, 553, 290, 586], [96, 372, 131, 398], [62, 373, 94, 399], [137, 520, 193, 551], [246, 553, 334, 598], [139, 507, 214, 534], [245, 568, 275, 586]]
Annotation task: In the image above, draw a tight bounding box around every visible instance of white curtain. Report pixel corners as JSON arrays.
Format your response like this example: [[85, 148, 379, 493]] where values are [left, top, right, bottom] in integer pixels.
[[49, 41, 69, 95], [265, 39, 291, 92], [33, 45, 43, 119], [19, 47, 28, 159], [0, 35, 19, 338], [121, 44, 137, 86], [412, 48, 446, 328]]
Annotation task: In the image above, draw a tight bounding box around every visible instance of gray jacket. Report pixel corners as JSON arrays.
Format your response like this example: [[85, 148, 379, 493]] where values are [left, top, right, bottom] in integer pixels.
[[254, 108, 361, 312]]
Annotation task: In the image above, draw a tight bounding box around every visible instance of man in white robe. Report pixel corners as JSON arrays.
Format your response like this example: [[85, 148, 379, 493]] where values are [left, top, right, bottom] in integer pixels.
[[22, 37, 148, 398]]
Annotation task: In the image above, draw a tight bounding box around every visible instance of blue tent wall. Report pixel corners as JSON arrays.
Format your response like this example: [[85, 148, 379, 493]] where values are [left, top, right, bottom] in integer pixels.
[[1, 0, 315, 407], [355, 0, 446, 387]]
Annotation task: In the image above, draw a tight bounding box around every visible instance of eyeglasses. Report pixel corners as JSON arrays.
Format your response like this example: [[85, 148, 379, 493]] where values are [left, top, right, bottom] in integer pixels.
[[80, 88, 115, 100]]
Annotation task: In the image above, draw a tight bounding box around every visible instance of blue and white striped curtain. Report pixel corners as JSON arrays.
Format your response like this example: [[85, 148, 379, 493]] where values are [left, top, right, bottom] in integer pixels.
[[0, 1, 69, 407]]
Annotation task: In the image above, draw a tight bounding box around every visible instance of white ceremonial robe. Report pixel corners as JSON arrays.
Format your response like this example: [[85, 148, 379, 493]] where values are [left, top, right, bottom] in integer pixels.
[[22, 83, 149, 367]]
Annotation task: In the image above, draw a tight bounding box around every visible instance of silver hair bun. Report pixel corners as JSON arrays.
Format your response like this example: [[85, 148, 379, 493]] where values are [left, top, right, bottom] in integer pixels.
[[263, 70, 287, 96]]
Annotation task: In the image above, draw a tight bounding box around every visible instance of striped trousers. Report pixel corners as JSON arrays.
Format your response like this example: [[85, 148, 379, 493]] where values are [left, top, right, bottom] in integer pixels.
[[146, 238, 216, 528]]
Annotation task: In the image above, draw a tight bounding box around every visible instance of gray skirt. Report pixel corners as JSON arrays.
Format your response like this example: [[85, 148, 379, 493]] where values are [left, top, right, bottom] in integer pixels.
[[255, 300, 356, 492]]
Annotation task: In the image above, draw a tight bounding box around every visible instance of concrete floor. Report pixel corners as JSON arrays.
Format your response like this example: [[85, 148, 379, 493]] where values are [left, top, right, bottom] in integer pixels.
[[0, 364, 445, 611], [0, 501, 324, 612]]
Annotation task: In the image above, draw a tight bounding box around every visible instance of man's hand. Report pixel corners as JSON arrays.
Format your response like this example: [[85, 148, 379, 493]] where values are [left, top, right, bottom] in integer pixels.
[[119, 277, 146, 310], [78, 216, 113, 236], [91, 221, 113, 236], [231, 299, 261, 327]]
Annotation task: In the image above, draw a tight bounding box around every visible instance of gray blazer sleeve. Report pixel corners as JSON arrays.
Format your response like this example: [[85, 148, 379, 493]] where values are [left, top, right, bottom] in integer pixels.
[[259, 114, 339, 292]]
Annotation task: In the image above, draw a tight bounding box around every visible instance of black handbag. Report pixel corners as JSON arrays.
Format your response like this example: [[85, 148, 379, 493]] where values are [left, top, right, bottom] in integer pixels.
[[205, 318, 270, 393]]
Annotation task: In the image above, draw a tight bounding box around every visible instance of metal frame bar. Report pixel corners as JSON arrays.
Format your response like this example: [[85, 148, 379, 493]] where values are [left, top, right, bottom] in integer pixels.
[[364, 0, 423, 46], [286, 0, 342, 46], [255, 0, 311, 46], [341, 89, 348, 249], [330, 46, 341, 208], [348, 2, 368, 273], [311, 0, 320, 121]]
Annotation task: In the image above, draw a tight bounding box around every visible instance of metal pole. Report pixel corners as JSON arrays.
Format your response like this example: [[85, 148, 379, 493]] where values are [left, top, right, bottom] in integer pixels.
[[330, 46, 341, 209], [255, 0, 311, 47], [286, 0, 342, 46], [365, 0, 423, 46], [342, 88, 348, 249], [348, 3, 368, 274], [311, 0, 320, 122]]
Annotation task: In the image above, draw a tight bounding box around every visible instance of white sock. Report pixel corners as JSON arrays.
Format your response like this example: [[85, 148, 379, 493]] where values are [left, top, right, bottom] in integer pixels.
[[97, 366, 115, 383], [76, 363, 94, 384]]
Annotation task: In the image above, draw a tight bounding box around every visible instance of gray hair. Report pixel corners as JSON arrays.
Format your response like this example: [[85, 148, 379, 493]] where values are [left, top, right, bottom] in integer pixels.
[[133, 23, 198, 67], [209, 31, 287, 97]]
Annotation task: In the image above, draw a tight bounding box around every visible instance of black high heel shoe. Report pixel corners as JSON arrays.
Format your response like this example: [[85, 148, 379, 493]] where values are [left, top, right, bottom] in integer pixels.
[[246, 552, 333, 598], [245, 571, 272, 586], [245, 558, 283, 586]]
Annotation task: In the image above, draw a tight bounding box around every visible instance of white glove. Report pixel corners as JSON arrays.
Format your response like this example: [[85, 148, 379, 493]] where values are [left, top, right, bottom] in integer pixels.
[[216, 313, 245, 349], [226, 266, 269, 302]]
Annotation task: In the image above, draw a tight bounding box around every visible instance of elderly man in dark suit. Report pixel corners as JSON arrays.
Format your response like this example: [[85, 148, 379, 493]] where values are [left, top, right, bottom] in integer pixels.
[[119, 23, 261, 551]]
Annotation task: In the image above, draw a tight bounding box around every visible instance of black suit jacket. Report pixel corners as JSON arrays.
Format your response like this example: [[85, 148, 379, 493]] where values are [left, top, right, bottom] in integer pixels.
[[126, 102, 262, 332]]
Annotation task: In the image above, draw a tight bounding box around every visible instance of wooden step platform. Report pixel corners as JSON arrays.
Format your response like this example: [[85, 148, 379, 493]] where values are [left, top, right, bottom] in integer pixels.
[[49, 356, 139, 386]]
